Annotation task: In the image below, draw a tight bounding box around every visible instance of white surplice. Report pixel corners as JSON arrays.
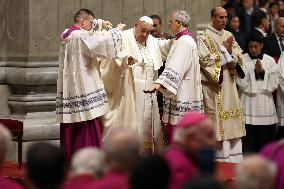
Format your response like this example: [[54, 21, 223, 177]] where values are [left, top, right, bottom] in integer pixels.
[[277, 53, 284, 126], [155, 34, 203, 125], [237, 54, 279, 125], [56, 28, 123, 123]]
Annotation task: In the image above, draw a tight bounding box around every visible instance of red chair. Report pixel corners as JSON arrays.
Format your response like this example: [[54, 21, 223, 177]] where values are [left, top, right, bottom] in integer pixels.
[[0, 119, 23, 169]]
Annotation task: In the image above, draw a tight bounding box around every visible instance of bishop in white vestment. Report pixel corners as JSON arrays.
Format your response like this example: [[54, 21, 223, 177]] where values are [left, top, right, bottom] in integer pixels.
[[56, 9, 123, 163], [151, 11, 203, 144]]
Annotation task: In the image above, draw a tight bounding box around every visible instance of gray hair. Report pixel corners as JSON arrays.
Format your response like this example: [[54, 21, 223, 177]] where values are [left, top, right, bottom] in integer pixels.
[[71, 147, 105, 177], [104, 129, 141, 168], [0, 124, 11, 161], [173, 10, 191, 27], [236, 155, 277, 189]]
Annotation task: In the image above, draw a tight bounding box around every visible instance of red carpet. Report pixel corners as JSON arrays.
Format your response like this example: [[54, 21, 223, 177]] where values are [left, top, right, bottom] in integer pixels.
[[2, 161, 236, 188], [216, 162, 236, 189], [1, 161, 26, 185]]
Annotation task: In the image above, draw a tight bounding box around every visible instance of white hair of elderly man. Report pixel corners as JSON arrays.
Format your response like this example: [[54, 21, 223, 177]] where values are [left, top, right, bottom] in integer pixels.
[[71, 147, 105, 178], [236, 155, 277, 189], [173, 10, 191, 27]]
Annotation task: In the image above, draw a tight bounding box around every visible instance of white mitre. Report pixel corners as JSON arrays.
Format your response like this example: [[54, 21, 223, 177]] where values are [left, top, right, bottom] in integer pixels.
[[139, 16, 153, 25]]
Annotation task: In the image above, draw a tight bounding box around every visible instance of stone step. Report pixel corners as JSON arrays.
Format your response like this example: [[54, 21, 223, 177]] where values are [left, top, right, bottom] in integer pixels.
[[8, 94, 56, 114]]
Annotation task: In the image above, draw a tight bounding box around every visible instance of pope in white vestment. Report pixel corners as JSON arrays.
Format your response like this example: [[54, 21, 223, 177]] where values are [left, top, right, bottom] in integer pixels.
[[100, 16, 172, 152], [56, 9, 124, 163]]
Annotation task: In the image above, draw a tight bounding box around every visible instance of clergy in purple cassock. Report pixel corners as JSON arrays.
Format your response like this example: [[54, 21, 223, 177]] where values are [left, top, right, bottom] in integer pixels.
[[63, 148, 105, 189], [163, 111, 216, 189], [85, 129, 141, 189], [56, 9, 124, 163], [260, 139, 284, 189]]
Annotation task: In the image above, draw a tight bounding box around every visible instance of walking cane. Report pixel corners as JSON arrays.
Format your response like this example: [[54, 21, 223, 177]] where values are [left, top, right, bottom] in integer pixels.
[[143, 90, 155, 154]]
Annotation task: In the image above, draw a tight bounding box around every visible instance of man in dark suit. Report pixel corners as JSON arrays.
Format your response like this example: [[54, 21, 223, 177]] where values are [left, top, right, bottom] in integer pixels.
[[265, 17, 284, 62], [251, 10, 270, 38], [245, 10, 270, 52], [237, 0, 256, 40]]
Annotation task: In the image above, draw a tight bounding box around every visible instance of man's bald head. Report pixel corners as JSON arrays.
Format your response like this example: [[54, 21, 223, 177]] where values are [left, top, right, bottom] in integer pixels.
[[211, 7, 228, 31], [211, 7, 226, 17], [274, 17, 284, 38]]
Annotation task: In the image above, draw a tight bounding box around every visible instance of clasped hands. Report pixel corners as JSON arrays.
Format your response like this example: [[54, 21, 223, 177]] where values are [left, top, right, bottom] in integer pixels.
[[255, 59, 264, 73], [223, 36, 233, 54], [223, 36, 236, 68]]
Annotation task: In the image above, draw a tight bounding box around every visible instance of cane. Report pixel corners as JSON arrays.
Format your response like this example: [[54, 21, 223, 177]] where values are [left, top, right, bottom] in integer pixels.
[[143, 90, 155, 154]]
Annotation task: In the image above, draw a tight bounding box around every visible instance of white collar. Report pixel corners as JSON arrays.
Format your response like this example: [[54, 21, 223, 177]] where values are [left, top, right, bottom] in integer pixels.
[[259, 8, 267, 13], [255, 28, 267, 37], [275, 32, 281, 40], [246, 7, 254, 15], [207, 25, 224, 36]]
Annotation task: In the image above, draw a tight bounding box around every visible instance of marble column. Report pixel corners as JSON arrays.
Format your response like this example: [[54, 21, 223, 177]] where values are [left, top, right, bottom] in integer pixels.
[[2, 0, 60, 161]]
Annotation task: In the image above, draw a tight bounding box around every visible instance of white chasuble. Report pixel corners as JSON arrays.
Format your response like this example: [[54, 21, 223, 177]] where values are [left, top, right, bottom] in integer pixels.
[[56, 28, 123, 123]]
